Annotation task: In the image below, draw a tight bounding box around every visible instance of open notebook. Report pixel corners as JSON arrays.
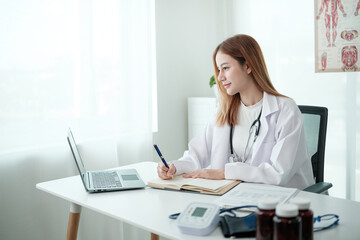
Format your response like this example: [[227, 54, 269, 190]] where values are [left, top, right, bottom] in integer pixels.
[[147, 175, 240, 195]]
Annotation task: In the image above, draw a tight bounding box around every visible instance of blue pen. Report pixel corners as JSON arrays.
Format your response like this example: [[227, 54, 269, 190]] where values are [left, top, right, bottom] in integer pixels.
[[153, 144, 170, 168]]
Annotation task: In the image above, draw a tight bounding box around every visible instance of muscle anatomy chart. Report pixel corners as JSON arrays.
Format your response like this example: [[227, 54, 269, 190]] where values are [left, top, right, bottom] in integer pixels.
[[315, 0, 360, 72]]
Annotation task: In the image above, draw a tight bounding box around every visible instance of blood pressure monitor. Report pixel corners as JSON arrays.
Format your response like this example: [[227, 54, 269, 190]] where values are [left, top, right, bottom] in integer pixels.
[[177, 202, 220, 236]]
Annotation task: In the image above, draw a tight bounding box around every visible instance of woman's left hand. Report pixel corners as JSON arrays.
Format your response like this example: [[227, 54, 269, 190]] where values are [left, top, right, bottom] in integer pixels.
[[183, 169, 225, 180]]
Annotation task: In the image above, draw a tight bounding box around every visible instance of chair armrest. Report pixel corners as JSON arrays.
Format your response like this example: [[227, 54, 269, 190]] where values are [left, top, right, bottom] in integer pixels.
[[303, 182, 333, 194]]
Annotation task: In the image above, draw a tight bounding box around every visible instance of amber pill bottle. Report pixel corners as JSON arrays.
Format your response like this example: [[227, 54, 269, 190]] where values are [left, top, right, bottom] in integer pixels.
[[290, 197, 313, 240], [256, 197, 278, 240], [273, 204, 302, 240]]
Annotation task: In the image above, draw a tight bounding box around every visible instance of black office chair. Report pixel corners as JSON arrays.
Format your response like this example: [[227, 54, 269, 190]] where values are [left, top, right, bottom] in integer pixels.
[[298, 105, 333, 194]]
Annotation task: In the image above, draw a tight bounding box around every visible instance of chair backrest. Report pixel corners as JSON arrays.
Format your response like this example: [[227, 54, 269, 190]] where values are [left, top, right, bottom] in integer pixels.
[[298, 105, 328, 183]]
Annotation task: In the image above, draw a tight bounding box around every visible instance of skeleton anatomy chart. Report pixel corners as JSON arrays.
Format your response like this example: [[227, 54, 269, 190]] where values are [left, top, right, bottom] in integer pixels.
[[315, 0, 360, 72]]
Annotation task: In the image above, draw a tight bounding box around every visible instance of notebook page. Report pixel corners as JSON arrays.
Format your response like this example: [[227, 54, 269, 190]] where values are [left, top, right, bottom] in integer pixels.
[[148, 175, 234, 191], [148, 175, 195, 188], [183, 178, 235, 191]]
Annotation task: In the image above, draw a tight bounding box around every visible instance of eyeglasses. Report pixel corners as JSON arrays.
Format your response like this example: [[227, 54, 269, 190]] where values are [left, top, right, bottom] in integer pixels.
[[313, 214, 339, 232]]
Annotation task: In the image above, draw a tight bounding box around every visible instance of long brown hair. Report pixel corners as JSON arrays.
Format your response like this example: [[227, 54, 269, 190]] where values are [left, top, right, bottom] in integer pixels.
[[213, 34, 285, 126]]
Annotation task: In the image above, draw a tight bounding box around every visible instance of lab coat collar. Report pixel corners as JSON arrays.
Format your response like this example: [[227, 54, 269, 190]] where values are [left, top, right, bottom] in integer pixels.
[[262, 92, 279, 117]]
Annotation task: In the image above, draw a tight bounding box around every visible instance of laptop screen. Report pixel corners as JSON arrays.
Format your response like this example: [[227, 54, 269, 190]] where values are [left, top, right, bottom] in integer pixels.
[[67, 129, 87, 181]]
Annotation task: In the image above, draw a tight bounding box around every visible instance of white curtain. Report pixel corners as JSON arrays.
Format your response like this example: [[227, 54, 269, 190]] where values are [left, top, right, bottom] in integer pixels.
[[0, 0, 155, 239], [226, 0, 360, 201], [0, 0, 154, 150]]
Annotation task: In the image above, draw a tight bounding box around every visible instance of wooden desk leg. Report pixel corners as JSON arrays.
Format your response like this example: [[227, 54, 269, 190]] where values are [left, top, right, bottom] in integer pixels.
[[66, 203, 82, 240], [150, 232, 159, 240]]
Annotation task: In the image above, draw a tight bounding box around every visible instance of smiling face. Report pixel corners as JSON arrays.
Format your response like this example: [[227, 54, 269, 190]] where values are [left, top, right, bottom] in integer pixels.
[[215, 50, 252, 96]]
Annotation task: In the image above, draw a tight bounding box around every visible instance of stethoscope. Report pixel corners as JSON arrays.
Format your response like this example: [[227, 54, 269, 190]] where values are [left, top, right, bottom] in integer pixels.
[[229, 108, 262, 163]]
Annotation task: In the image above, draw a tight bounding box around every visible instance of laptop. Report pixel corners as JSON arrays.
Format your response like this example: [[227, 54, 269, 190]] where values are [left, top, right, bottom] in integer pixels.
[[67, 128, 146, 193]]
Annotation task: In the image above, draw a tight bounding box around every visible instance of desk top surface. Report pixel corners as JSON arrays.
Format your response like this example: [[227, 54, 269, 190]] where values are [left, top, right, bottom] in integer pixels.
[[36, 161, 360, 240]]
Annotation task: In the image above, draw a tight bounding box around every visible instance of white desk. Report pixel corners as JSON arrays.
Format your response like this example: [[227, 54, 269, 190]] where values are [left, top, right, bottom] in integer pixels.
[[37, 161, 360, 240]]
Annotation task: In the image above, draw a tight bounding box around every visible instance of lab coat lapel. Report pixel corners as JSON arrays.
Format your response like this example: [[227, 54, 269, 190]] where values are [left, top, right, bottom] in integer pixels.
[[251, 92, 279, 165]]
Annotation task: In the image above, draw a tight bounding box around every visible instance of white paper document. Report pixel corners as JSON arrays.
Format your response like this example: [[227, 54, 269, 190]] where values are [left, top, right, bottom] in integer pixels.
[[214, 183, 299, 207]]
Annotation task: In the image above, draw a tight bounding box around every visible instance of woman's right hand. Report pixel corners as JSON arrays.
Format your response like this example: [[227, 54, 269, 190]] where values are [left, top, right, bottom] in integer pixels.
[[157, 162, 176, 180]]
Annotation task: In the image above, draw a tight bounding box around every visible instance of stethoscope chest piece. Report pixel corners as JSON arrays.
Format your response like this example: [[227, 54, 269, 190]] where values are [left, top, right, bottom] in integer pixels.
[[229, 155, 239, 163]]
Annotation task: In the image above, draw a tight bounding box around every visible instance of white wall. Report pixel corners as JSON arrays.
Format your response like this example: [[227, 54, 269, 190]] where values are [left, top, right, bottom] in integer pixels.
[[153, 0, 227, 161]]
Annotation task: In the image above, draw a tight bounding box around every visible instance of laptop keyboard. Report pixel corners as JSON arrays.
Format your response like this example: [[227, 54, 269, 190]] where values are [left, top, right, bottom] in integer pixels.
[[92, 172, 122, 189]]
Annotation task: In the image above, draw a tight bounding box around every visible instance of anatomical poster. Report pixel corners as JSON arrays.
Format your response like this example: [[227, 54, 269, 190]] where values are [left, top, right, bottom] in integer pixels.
[[315, 0, 360, 72]]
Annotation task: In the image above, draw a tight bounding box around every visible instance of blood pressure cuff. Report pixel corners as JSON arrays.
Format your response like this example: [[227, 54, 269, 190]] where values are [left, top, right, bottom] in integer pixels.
[[219, 213, 256, 238]]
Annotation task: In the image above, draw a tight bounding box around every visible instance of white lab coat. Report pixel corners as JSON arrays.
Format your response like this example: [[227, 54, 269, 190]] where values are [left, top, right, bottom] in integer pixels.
[[172, 92, 315, 190]]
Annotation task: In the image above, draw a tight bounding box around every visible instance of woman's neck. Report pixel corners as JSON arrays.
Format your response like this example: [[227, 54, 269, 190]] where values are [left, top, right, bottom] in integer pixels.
[[240, 88, 264, 107]]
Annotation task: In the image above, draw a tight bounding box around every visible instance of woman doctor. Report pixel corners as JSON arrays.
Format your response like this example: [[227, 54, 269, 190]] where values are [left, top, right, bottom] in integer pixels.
[[157, 34, 314, 189]]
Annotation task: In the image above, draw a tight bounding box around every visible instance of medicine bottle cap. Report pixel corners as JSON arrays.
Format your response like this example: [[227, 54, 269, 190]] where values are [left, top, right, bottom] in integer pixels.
[[289, 197, 311, 210], [258, 197, 278, 210], [275, 204, 298, 217]]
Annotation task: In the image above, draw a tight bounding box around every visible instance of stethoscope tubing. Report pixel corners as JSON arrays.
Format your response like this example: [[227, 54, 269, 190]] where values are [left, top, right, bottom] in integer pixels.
[[230, 108, 262, 163]]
